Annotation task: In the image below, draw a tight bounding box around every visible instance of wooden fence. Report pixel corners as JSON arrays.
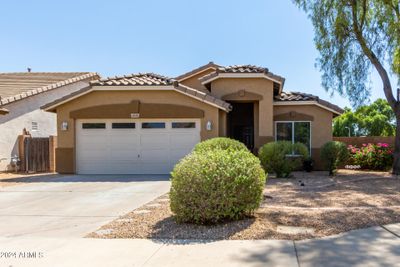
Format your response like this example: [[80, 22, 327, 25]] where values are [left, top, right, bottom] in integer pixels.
[[18, 134, 57, 173], [333, 136, 395, 147]]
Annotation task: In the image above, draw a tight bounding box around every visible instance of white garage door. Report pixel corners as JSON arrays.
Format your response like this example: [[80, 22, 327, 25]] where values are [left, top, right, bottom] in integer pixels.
[[76, 119, 201, 174]]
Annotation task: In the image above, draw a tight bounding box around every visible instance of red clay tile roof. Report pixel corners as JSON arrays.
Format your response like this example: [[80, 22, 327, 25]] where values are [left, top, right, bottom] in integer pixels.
[[175, 62, 220, 81], [0, 72, 98, 106], [218, 65, 269, 73], [174, 83, 231, 111], [275, 91, 344, 114], [90, 73, 173, 86], [46, 73, 232, 112], [199, 64, 286, 86]]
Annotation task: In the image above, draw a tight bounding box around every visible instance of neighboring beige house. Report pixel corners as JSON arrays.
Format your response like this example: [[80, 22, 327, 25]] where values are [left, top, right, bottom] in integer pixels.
[[43, 63, 343, 174], [0, 72, 98, 171]]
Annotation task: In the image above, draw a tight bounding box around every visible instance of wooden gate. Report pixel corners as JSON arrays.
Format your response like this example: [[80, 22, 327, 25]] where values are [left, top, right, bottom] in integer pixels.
[[24, 137, 50, 172]]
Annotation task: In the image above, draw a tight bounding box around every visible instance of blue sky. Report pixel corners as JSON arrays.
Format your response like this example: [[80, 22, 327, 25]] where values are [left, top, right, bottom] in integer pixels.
[[1, 0, 395, 109]]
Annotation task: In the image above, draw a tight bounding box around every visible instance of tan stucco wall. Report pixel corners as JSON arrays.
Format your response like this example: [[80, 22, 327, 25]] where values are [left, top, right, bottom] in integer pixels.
[[273, 105, 333, 148], [273, 105, 333, 170], [179, 68, 216, 92], [210, 78, 275, 148], [55, 90, 220, 173]]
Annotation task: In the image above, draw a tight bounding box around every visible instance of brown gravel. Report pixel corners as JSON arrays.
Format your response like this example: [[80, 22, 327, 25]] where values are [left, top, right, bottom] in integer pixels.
[[88, 170, 400, 240]]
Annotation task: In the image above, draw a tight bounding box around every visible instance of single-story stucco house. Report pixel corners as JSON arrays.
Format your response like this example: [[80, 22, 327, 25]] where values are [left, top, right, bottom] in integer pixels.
[[43, 63, 343, 174], [0, 72, 98, 171]]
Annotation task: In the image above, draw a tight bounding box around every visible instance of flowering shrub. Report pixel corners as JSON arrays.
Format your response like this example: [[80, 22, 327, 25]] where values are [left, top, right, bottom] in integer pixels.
[[348, 143, 393, 171]]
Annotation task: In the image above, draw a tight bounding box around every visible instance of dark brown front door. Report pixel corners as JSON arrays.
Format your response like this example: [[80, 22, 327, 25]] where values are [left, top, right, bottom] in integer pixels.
[[227, 102, 254, 150]]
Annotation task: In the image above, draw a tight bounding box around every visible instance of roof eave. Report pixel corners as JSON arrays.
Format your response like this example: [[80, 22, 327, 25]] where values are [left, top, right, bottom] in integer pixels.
[[200, 72, 285, 87], [42, 83, 231, 113], [175, 62, 220, 81], [273, 100, 343, 116]]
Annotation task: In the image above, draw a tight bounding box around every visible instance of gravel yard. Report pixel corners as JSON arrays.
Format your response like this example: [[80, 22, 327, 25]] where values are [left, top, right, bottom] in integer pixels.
[[88, 170, 400, 240]]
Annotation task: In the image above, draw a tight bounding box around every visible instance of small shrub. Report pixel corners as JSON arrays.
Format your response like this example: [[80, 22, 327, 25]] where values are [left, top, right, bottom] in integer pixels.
[[258, 141, 309, 178], [321, 141, 349, 175], [192, 137, 248, 153], [348, 143, 393, 170], [170, 149, 266, 224]]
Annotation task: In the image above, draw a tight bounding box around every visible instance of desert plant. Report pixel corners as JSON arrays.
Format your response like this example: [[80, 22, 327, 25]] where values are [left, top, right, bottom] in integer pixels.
[[170, 149, 266, 224], [192, 137, 248, 153], [258, 141, 308, 178], [321, 141, 349, 175], [348, 143, 393, 171]]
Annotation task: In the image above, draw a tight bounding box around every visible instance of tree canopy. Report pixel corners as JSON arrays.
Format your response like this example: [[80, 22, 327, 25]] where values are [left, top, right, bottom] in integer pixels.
[[292, 0, 400, 173], [292, 0, 400, 107], [333, 98, 396, 136]]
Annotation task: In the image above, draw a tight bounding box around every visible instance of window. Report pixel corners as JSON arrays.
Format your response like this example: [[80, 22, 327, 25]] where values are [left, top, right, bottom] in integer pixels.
[[112, 123, 135, 129], [31, 121, 38, 131], [172, 122, 196, 129], [276, 122, 292, 142], [141, 122, 165, 129], [82, 123, 106, 129], [276, 121, 311, 153]]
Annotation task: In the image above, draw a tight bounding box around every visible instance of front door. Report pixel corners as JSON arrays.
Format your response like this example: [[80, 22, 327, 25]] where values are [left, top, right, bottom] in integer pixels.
[[227, 102, 254, 150]]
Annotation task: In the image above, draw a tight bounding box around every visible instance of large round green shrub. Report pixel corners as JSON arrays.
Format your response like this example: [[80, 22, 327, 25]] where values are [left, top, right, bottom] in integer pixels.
[[258, 141, 309, 178], [192, 137, 248, 153], [320, 141, 349, 175], [170, 149, 266, 224]]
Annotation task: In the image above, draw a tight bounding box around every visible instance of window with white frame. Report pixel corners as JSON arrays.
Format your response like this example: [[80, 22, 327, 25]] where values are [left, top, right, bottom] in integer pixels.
[[275, 121, 311, 153]]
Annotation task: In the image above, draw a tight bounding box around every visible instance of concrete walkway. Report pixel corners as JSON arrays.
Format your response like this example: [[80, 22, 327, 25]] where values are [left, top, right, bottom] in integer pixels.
[[1, 224, 399, 267]]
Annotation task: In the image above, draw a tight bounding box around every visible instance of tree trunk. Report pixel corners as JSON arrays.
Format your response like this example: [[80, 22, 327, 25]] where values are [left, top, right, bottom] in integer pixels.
[[393, 113, 400, 175]]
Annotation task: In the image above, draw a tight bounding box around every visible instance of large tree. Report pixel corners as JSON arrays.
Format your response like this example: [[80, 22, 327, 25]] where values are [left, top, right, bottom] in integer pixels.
[[333, 99, 396, 136], [292, 0, 400, 173]]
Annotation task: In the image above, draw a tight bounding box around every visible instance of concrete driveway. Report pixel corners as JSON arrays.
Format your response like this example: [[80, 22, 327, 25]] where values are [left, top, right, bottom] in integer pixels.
[[0, 174, 170, 238]]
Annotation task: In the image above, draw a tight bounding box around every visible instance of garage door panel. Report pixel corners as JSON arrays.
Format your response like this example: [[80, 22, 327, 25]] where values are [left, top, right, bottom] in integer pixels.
[[110, 134, 139, 145], [170, 134, 199, 148], [111, 141, 139, 151], [170, 148, 193, 162], [109, 150, 139, 160], [76, 119, 200, 174], [79, 150, 108, 160], [77, 162, 109, 174], [140, 149, 169, 163], [140, 134, 169, 148]]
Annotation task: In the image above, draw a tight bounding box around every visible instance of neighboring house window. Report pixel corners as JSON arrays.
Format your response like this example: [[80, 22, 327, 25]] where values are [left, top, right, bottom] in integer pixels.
[[275, 121, 311, 153], [31, 121, 38, 131]]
